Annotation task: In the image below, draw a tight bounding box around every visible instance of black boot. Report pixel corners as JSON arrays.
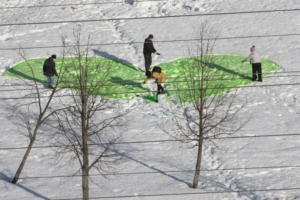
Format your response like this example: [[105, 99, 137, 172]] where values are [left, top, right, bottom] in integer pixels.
[[157, 85, 165, 94]]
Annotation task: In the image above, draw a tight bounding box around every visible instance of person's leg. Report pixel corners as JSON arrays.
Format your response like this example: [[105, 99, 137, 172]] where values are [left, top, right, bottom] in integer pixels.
[[158, 84, 164, 94], [149, 56, 152, 70], [145, 70, 152, 78], [47, 76, 51, 86], [257, 63, 262, 81], [156, 84, 164, 102], [155, 84, 160, 102], [252, 64, 257, 81], [157, 84, 161, 95], [47, 76, 54, 88], [144, 54, 152, 71], [50, 76, 54, 86]]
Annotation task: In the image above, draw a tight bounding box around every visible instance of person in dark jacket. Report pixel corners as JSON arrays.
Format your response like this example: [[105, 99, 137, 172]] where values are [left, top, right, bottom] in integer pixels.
[[43, 54, 58, 88], [143, 34, 158, 75]]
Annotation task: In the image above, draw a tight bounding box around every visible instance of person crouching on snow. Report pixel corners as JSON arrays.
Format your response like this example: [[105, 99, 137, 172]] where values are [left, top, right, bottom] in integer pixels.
[[142, 66, 167, 96], [242, 45, 262, 82]]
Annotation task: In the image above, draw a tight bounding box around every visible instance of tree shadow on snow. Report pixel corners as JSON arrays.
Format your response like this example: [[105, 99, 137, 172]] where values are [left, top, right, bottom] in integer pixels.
[[110, 142, 264, 196], [110, 147, 193, 188], [199, 171, 259, 199], [0, 172, 51, 200]]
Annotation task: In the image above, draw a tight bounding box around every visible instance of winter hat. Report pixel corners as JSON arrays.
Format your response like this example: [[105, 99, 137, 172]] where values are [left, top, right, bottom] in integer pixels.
[[148, 34, 154, 38], [51, 54, 57, 59], [250, 45, 255, 52]]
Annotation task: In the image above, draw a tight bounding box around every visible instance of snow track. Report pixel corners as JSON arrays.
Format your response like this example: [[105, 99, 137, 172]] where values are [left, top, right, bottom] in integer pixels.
[[1, 0, 300, 199]]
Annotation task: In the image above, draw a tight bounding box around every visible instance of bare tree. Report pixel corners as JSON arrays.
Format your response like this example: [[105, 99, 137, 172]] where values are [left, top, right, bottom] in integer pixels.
[[163, 22, 248, 188], [9, 46, 68, 184], [51, 27, 129, 200]]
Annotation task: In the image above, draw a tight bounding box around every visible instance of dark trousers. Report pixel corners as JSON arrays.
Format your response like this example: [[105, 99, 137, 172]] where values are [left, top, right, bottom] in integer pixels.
[[252, 63, 262, 81], [157, 84, 164, 95], [144, 54, 152, 72]]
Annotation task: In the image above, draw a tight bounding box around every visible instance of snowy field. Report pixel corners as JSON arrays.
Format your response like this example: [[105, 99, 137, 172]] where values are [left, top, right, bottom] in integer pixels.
[[1, 0, 300, 199]]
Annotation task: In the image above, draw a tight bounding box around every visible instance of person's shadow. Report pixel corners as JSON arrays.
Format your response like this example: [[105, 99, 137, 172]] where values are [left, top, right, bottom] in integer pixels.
[[92, 49, 146, 91], [0, 172, 50, 200], [5, 68, 45, 83], [92, 49, 136, 69], [110, 76, 144, 90], [195, 59, 252, 81], [125, 0, 135, 5]]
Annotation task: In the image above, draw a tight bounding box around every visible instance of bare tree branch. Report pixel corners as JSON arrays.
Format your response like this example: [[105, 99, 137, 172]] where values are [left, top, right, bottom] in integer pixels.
[[50, 26, 130, 200], [162, 21, 249, 188]]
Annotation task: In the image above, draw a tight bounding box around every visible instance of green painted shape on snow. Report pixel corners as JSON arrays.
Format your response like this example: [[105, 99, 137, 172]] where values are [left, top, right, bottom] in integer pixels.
[[159, 54, 280, 102], [4, 57, 147, 100], [4, 55, 280, 103]]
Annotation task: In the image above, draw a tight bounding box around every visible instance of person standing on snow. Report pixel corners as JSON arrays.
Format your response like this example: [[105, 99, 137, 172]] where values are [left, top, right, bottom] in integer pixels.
[[43, 54, 59, 89], [143, 34, 159, 75], [142, 66, 167, 100], [242, 45, 262, 82]]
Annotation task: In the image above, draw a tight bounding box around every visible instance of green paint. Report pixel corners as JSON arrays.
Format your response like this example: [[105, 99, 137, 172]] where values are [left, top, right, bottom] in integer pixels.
[[4, 55, 280, 104]]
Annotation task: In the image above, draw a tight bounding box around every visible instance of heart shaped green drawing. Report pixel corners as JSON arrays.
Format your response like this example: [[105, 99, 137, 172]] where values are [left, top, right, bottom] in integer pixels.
[[4, 54, 280, 104]]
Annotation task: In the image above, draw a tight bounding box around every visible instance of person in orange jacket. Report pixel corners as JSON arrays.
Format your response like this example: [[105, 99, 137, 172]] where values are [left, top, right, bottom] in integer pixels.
[[142, 66, 167, 95]]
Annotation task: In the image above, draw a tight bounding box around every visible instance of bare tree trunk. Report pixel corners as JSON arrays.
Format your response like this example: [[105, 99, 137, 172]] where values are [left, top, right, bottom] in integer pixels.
[[82, 134, 90, 200], [51, 27, 128, 198], [12, 142, 34, 184], [82, 168, 89, 200], [12, 128, 38, 183], [81, 74, 89, 200], [10, 46, 66, 184], [12, 121, 41, 183], [82, 144, 89, 200], [82, 59, 89, 200], [193, 65, 205, 189], [163, 21, 247, 189], [192, 133, 204, 188]]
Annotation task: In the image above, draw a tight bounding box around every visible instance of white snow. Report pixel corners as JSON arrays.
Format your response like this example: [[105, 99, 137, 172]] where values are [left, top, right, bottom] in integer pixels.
[[1, 0, 300, 199]]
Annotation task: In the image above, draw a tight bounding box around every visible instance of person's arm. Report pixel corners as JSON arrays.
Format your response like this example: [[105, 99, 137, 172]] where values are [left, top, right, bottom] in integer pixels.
[[160, 72, 167, 83], [53, 63, 58, 77], [142, 77, 150, 84], [152, 43, 157, 54], [145, 41, 157, 54], [242, 53, 253, 63], [156, 72, 167, 85], [43, 61, 46, 75]]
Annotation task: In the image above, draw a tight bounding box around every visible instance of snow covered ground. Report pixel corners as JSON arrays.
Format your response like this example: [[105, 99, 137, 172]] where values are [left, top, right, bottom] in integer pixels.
[[1, 0, 300, 199]]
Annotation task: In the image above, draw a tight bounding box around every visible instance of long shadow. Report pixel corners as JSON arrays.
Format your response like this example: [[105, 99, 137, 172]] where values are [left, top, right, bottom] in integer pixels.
[[125, 0, 135, 5], [0, 172, 51, 200], [92, 135, 192, 187], [199, 175, 259, 199], [111, 148, 192, 188], [122, 152, 192, 188], [6, 68, 45, 83], [110, 76, 144, 90], [92, 49, 139, 71], [195, 59, 252, 81], [109, 76, 157, 101]]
